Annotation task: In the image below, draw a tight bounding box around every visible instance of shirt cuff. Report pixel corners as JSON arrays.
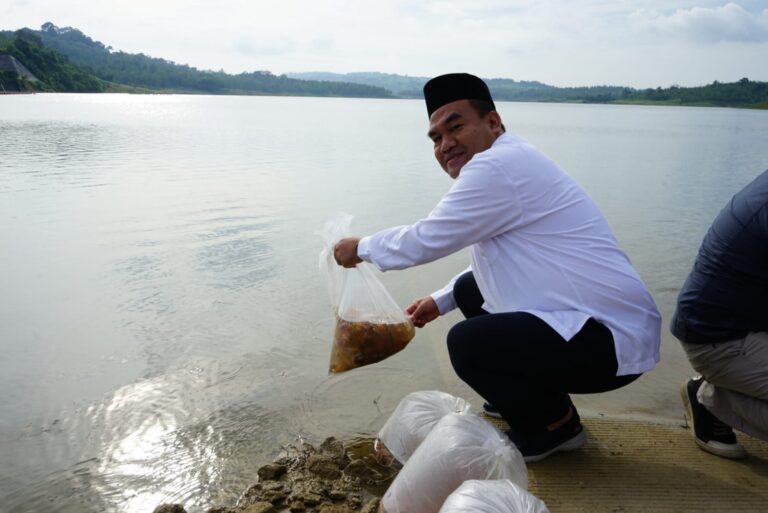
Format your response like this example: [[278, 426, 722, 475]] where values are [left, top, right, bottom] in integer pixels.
[[431, 285, 457, 315], [357, 236, 373, 263]]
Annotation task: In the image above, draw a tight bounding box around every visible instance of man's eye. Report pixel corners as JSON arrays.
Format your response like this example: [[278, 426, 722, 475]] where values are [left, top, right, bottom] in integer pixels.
[[432, 136, 442, 145], [450, 124, 462, 132]]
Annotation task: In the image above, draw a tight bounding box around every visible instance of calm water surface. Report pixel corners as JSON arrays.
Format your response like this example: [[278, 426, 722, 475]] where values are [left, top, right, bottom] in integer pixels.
[[1, 94, 767, 512]]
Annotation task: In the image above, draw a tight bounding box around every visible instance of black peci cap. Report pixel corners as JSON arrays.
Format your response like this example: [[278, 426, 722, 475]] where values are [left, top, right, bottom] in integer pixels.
[[423, 73, 495, 118]]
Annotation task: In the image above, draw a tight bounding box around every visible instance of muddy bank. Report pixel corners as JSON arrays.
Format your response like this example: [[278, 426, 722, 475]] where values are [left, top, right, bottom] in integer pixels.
[[153, 437, 397, 513]]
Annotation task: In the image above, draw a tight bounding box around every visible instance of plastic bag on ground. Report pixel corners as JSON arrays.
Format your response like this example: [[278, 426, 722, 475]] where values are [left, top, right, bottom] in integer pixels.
[[319, 213, 415, 373], [380, 413, 528, 513], [375, 390, 472, 466], [438, 479, 550, 513]]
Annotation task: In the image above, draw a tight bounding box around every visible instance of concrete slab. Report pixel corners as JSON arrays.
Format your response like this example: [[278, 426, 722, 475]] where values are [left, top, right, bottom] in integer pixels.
[[487, 416, 768, 513]]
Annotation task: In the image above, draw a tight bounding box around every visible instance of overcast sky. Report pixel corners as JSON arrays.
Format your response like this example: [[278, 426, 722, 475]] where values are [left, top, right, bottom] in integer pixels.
[[3, 1, 768, 88]]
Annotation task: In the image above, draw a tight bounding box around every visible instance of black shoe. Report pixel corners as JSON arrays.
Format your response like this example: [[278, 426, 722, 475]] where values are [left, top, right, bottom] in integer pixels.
[[505, 409, 588, 463], [482, 402, 503, 419], [680, 376, 746, 460]]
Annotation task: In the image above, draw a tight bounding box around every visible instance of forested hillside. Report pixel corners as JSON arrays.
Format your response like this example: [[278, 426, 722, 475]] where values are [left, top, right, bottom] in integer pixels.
[[286, 71, 630, 103], [2, 22, 766, 108], [0, 29, 104, 92], [288, 72, 768, 108], [27, 23, 393, 97], [624, 79, 768, 108]]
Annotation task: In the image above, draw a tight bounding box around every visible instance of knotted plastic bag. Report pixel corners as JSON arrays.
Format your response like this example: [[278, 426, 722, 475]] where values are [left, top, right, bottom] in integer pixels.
[[375, 390, 471, 466], [380, 413, 528, 513], [319, 213, 415, 373], [438, 479, 550, 513]]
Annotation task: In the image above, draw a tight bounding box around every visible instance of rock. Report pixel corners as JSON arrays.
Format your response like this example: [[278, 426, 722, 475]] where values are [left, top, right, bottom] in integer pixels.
[[288, 500, 306, 512], [328, 488, 348, 500], [306, 493, 325, 506], [153, 505, 187, 513], [317, 504, 355, 513], [242, 502, 276, 513], [292, 489, 324, 506], [258, 463, 288, 481], [360, 498, 380, 513], [319, 437, 350, 469], [193, 438, 391, 513], [240, 482, 288, 506], [307, 454, 341, 480], [346, 493, 362, 509], [342, 459, 383, 482]]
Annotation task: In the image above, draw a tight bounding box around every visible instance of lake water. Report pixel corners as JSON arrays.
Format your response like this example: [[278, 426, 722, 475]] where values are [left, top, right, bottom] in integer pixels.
[[1, 94, 767, 512]]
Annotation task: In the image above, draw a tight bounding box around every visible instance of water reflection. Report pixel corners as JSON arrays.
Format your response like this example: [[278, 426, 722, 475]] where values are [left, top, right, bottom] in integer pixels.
[[1, 356, 293, 513]]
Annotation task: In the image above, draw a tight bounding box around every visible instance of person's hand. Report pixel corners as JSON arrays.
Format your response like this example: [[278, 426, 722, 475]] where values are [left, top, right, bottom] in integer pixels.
[[333, 237, 363, 268], [405, 296, 439, 328]]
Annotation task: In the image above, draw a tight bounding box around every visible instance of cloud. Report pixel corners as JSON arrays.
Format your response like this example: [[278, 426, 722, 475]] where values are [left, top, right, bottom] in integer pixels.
[[634, 3, 768, 43], [232, 37, 296, 57]]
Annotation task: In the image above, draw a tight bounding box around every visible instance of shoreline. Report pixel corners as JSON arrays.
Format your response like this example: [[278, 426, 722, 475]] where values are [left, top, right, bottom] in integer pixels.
[[154, 436, 391, 513], [153, 414, 768, 513], [4, 89, 768, 110]]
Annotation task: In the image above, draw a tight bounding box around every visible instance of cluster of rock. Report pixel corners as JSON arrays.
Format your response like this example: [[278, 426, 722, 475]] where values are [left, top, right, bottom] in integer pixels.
[[153, 437, 396, 513]]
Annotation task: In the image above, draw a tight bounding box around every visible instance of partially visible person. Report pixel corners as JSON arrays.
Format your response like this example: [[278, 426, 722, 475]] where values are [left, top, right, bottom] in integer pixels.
[[672, 169, 768, 459]]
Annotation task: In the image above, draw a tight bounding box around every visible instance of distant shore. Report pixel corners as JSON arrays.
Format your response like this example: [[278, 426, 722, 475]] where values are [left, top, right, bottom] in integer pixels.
[[6, 89, 768, 110]]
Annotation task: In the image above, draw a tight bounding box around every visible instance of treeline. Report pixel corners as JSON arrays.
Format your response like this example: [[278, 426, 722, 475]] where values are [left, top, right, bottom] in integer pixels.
[[286, 71, 617, 101], [0, 29, 105, 92], [623, 79, 768, 108], [2, 22, 766, 108], [25, 23, 392, 97], [288, 72, 768, 108], [486, 80, 627, 103]]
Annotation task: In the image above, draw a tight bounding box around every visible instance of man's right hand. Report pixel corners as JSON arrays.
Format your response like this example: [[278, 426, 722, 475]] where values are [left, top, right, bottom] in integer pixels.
[[405, 296, 439, 328]]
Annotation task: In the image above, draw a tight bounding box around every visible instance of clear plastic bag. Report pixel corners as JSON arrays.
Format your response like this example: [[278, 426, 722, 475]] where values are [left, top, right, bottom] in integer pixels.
[[438, 480, 550, 513], [380, 413, 528, 513], [375, 391, 472, 466], [319, 213, 415, 373]]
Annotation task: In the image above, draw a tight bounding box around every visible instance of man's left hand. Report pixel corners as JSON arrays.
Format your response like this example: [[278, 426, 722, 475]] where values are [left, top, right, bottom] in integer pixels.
[[334, 237, 362, 268]]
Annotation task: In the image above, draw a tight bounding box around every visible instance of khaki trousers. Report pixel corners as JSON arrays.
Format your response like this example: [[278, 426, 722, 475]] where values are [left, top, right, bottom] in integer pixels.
[[682, 332, 768, 441]]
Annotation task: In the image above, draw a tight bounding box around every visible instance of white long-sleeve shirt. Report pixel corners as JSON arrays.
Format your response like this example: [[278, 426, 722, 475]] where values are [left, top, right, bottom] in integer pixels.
[[357, 132, 661, 376]]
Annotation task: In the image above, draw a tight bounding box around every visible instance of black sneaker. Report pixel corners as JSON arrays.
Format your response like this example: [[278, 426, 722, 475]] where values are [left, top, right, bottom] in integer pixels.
[[482, 402, 503, 419], [680, 376, 746, 459], [505, 409, 588, 463]]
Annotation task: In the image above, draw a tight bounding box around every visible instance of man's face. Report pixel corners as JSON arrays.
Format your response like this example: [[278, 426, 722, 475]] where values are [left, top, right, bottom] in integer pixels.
[[427, 100, 502, 179]]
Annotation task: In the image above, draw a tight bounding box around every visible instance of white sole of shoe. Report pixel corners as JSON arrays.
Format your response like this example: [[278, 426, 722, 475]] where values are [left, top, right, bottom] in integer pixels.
[[680, 381, 746, 460], [523, 429, 588, 463]]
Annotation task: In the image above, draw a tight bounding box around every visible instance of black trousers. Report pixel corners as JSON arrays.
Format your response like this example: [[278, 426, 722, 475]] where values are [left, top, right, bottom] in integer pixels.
[[448, 272, 641, 435]]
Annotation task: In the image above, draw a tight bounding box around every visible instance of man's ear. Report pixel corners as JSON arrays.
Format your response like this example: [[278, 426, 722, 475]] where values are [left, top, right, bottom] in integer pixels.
[[487, 111, 502, 133]]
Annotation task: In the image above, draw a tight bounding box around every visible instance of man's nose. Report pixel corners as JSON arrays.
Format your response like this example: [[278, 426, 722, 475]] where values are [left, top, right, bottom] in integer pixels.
[[440, 135, 456, 153]]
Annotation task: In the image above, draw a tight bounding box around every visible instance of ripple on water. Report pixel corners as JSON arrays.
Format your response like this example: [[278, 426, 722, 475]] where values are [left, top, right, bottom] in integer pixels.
[[2, 358, 294, 513], [300, 366, 424, 438]]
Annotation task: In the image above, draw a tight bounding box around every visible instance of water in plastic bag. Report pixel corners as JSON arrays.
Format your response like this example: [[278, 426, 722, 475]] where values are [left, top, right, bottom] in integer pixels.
[[319, 213, 415, 373]]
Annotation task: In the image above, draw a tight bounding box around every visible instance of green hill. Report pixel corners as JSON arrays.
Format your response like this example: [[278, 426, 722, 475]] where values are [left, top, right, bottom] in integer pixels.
[[622, 79, 768, 109], [286, 71, 572, 100], [0, 29, 104, 92], [287, 72, 768, 108], [2, 22, 766, 108], [24, 22, 392, 97]]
